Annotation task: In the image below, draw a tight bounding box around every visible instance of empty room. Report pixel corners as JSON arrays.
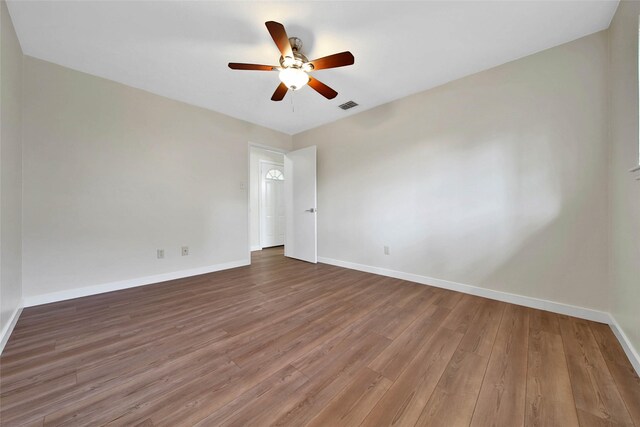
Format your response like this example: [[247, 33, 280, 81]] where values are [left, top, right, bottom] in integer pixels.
[[1, 0, 639, 426]]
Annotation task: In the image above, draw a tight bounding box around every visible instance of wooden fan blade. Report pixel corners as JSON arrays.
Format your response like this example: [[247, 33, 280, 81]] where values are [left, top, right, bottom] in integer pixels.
[[265, 21, 293, 58], [271, 82, 288, 101], [309, 51, 354, 71], [308, 77, 338, 99], [228, 63, 277, 71]]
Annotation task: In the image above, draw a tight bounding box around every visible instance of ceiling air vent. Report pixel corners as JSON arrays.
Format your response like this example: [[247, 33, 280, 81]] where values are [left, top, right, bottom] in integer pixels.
[[338, 101, 359, 110]]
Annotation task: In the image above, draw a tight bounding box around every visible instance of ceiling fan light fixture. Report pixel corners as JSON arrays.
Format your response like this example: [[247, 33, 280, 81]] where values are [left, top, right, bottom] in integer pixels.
[[279, 67, 309, 90], [228, 21, 354, 101]]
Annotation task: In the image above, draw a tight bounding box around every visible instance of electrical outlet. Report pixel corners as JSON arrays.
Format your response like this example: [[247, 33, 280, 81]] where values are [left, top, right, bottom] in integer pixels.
[[181, 246, 189, 256], [157, 249, 164, 259], [384, 246, 390, 255]]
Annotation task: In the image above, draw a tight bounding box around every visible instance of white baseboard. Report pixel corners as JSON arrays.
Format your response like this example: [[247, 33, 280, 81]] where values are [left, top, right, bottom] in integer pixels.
[[10, 254, 639, 377], [318, 256, 640, 375], [609, 316, 640, 376], [23, 259, 250, 307], [250, 245, 262, 252], [318, 257, 611, 323], [0, 303, 23, 355]]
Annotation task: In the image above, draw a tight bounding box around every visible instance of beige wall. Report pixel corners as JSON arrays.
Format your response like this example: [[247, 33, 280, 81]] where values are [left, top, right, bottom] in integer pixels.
[[609, 1, 640, 357], [21, 57, 291, 300], [294, 31, 610, 312], [0, 0, 23, 341]]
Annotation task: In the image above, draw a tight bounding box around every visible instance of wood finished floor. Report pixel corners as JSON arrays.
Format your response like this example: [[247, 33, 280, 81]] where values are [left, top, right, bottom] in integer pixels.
[[1, 247, 639, 426]]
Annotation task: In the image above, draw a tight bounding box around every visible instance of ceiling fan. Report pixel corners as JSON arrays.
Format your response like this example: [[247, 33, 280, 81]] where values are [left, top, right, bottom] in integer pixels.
[[228, 21, 354, 101]]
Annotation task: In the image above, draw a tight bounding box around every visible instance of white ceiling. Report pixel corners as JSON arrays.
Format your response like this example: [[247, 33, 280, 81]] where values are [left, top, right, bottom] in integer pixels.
[[7, 1, 618, 135]]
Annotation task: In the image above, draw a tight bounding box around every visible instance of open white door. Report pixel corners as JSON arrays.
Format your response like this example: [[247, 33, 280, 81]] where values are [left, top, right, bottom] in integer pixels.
[[284, 145, 317, 263]]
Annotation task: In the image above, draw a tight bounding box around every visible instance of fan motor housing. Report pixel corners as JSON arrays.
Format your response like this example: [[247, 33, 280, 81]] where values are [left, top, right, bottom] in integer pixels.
[[289, 37, 303, 52], [279, 37, 313, 70]]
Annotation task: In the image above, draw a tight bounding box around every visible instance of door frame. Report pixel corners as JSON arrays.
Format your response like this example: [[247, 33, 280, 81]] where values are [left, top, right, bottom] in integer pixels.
[[247, 142, 289, 263], [258, 159, 285, 249]]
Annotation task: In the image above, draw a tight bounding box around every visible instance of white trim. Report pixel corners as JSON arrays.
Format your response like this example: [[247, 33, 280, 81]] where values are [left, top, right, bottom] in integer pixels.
[[247, 143, 253, 263], [609, 316, 640, 376], [250, 245, 262, 252], [0, 304, 23, 355], [317, 257, 611, 323], [23, 259, 249, 307], [248, 142, 290, 155], [259, 160, 285, 168], [6, 254, 639, 376], [318, 256, 640, 375]]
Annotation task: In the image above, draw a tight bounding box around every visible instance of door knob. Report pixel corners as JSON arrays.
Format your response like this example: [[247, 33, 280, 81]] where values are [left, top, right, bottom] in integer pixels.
[[305, 208, 316, 213]]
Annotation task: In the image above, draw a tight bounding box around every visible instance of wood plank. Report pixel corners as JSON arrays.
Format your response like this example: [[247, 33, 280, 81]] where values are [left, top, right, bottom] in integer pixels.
[[415, 348, 488, 427], [368, 304, 450, 381], [590, 322, 640, 426], [360, 327, 464, 427], [270, 332, 392, 426], [576, 408, 626, 427], [374, 289, 437, 339], [191, 364, 309, 427], [42, 357, 239, 426], [470, 304, 529, 427], [525, 329, 579, 426], [559, 316, 634, 426], [529, 309, 561, 335], [457, 299, 505, 357], [438, 293, 483, 335], [304, 367, 392, 427]]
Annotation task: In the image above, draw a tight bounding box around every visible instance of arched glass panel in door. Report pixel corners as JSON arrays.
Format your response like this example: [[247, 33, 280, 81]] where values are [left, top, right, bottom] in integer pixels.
[[265, 169, 284, 181]]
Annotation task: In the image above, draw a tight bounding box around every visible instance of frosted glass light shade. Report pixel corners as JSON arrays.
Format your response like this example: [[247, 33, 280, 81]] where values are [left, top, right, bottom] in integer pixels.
[[278, 67, 309, 90]]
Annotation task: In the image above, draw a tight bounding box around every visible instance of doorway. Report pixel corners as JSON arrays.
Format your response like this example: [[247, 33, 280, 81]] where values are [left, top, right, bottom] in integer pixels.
[[248, 143, 317, 263], [249, 146, 285, 251]]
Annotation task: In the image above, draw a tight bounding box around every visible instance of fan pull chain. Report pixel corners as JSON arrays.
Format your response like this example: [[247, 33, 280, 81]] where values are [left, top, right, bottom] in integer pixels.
[[290, 90, 295, 113]]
